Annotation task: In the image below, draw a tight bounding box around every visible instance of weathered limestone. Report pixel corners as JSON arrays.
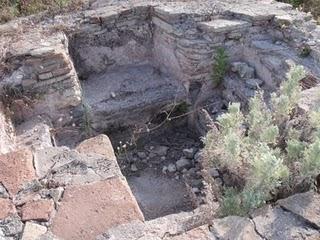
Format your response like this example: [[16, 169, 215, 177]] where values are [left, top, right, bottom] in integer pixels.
[[21, 222, 47, 240], [0, 149, 36, 196], [199, 19, 251, 33], [51, 178, 144, 240]]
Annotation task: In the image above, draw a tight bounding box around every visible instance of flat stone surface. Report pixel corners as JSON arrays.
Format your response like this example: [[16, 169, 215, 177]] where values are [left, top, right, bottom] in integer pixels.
[[21, 222, 47, 240], [76, 134, 116, 160], [252, 205, 320, 240], [170, 225, 214, 240], [21, 199, 54, 221], [0, 149, 36, 196], [51, 177, 144, 240], [210, 216, 262, 240], [199, 19, 251, 33], [277, 191, 320, 228], [0, 199, 15, 220], [16, 118, 53, 151], [33, 147, 72, 178]]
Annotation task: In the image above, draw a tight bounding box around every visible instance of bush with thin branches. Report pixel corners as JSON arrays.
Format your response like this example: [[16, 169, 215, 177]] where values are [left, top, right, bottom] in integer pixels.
[[203, 65, 320, 216]]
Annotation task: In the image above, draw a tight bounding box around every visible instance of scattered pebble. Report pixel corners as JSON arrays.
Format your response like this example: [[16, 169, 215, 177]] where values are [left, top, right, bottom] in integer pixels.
[[176, 157, 191, 171], [167, 163, 177, 173], [183, 148, 195, 159], [130, 164, 138, 172], [162, 166, 168, 174]]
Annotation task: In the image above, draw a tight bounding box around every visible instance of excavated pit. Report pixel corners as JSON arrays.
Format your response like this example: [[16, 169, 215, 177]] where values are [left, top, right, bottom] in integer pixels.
[[65, 4, 320, 221], [107, 120, 205, 220]]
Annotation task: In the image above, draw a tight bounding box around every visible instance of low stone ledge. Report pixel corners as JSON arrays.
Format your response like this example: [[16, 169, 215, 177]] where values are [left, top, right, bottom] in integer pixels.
[[198, 19, 251, 33]]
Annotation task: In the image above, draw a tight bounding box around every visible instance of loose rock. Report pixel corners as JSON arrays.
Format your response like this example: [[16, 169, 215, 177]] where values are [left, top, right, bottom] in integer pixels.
[[167, 164, 177, 173], [176, 158, 192, 171]]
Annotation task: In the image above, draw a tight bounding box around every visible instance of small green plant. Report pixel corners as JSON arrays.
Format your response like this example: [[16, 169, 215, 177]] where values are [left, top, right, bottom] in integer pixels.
[[212, 47, 229, 87], [204, 65, 320, 216], [81, 101, 93, 138]]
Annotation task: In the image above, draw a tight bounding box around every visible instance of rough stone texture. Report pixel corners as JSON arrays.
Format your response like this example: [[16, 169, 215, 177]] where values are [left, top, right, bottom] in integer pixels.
[[210, 216, 262, 240], [21, 199, 55, 221], [0, 199, 15, 220], [16, 117, 53, 151], [34, 146, 122, 186], [21, 222, 47, 240], [51, 177, 144, 240], [76, 134, 116, 160], [0, 149, 36, 196], [170, 225, 214, 240], [251, 205, 320, 240], [83, 64, 187, 130], [0, 215, 24, 238], [199, 19, 251, 33], [278, 191, 320, 228], [98, 205, 215, 240], [33, 146, 74, 178]]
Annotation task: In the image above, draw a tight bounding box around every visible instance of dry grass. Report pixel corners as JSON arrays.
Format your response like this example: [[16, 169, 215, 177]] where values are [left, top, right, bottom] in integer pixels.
[[0, 0, 86, 23]]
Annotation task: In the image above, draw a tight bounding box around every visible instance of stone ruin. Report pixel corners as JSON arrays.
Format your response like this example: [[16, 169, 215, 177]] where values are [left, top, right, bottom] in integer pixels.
[[0, 0, 320, 239]]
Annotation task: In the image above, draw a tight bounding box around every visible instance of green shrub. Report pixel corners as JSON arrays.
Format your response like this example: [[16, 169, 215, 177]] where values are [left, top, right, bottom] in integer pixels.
[[212, 47, 229, 87], [203, 65, 320, 216]]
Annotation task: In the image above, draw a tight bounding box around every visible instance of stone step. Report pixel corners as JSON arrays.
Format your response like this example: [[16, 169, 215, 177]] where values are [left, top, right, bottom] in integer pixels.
[[198, 19, 251, 34]]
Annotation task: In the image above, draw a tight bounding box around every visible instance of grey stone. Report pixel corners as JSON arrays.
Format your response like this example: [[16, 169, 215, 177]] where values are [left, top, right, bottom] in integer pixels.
[[150, 146, 169, 156], [167, 164, 177, 173], [0, 215, 24, 237], [162, 166, 168, 174], [182, 148, 195, 159], [231, 62, 255, 79], [130, 164, 138, 172], [176, 158, 192, 171], [245, 78, 263, 89], [252, 205, 320, 240], [210, 216, 262, 240], [209, 168, 220, 178], [137, 152, 147, 159], [277, 191, 320, 228]]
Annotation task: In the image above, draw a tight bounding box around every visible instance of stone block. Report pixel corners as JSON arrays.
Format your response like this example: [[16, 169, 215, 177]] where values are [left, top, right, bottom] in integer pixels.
[[199, 19, 251, 33], [21, 199, 54, 221], [51, 177, 144, 240], [0, 149, 36, 196]]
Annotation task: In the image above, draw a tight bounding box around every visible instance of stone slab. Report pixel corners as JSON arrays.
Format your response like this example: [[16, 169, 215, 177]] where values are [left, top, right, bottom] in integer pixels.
[[0, 149, 36, 196], [21, 199, 55, 221], [277, 191, 320, 228], [76, 134, 116, 161], [51, 177, 144, 240], [199, 19, 251, 33], [21, 222, 47, 240], [252, 205, 320, 240]]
